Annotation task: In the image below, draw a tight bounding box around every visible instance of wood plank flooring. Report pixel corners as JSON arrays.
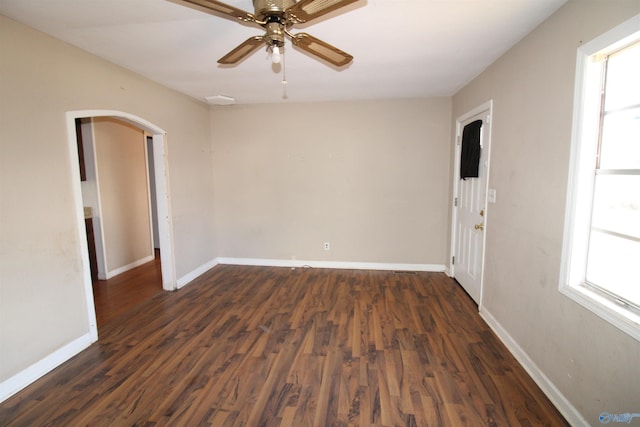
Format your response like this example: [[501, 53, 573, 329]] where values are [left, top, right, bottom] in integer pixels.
[[92, 250, 163, 327], [0, 265, 568, 426]]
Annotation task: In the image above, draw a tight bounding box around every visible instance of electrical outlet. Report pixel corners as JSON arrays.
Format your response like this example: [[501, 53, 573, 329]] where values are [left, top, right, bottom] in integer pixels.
[[323, 242, 330, 251]]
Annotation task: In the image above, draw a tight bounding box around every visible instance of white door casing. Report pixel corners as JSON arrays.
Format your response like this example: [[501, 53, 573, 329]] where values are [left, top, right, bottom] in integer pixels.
[[450, 101, 493, 305]]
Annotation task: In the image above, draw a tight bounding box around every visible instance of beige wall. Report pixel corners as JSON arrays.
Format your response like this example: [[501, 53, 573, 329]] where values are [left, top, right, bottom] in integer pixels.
[[93, 117, 153, 275], [211, 98, 452, 265], [452, 0, 640, 423], [0, 15, 214, 385]]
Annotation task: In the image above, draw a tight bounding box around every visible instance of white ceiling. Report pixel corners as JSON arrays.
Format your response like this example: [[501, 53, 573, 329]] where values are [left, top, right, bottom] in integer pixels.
[[0, 0, 567, 105]]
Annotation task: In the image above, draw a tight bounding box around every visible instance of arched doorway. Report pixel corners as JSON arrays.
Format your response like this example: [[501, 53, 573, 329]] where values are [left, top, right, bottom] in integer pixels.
[[66, 110, 176, 340]]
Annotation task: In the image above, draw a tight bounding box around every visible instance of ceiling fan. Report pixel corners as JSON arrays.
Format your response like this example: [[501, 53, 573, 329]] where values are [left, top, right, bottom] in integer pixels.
[[177, 0, 357, 67]]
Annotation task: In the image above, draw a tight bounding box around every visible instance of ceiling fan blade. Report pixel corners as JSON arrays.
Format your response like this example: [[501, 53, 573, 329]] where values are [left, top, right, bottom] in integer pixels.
[[291, 33, 353, 67], [286, 0, 359, 23], [179, 0, 256, 22], [218, 36, 265, 64]]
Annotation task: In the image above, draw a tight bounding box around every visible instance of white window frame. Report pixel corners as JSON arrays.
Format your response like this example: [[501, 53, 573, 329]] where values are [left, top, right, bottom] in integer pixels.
[[560, 13, 640, 342]]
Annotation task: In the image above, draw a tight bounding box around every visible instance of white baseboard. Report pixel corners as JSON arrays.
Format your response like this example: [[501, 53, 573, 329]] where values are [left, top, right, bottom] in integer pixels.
[[479, 307, 587, 426], [0, 332, 94, 403], [105, 254, 155, 280], [216, 257, 446, 273], [175, 257, 445, 289], [176, 258, 219, 289]]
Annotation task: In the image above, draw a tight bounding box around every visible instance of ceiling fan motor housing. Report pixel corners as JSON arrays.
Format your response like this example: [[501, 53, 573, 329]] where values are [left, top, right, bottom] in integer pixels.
[[253, 0, 295, 21]]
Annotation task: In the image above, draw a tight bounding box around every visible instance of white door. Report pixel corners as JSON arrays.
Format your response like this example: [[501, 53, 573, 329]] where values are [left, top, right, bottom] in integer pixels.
[[452, 104, 492, 304]]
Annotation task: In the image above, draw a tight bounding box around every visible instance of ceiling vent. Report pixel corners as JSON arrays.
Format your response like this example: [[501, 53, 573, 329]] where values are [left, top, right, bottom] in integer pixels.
[[204, 95, 236, 106]]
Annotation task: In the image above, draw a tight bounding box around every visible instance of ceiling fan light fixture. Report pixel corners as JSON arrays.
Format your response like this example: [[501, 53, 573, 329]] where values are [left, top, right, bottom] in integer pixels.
[[265, 21, 285, 45], [271, 45, 281, 64], [264, 21, 285, 64]]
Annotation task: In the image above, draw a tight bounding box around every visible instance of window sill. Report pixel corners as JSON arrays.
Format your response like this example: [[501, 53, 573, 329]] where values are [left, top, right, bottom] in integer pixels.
[[560, 282, 640, 342]]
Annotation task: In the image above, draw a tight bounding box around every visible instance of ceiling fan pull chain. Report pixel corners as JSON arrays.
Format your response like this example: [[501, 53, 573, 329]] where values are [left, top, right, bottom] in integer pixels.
[[281, 47, 288, 100]]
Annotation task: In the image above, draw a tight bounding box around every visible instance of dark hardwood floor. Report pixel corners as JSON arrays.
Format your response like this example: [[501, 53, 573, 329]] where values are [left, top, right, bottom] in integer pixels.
[[92, 250, 163, 327], [0, 265, 568, 426]]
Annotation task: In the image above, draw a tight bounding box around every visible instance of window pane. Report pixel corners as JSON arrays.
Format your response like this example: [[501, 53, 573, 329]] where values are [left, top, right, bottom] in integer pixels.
[[599, 107, 640, 169], [591, 174, 640, 239], [604, 41, 640, 111], [586, 230, 640, 307]]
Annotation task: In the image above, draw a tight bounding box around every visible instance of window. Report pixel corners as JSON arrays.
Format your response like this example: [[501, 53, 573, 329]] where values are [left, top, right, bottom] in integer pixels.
[[560, 15, 640, 341], [586, 41, 640, 308]]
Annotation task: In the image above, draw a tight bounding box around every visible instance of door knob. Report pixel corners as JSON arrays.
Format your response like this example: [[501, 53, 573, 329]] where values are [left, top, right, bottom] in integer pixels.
[[474, 223, 484, 231]]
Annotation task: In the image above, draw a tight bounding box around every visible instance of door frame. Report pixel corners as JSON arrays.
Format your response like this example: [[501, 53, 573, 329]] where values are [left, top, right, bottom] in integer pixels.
[[449, 100, 493, 308], [67, 110, 176, 341]]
